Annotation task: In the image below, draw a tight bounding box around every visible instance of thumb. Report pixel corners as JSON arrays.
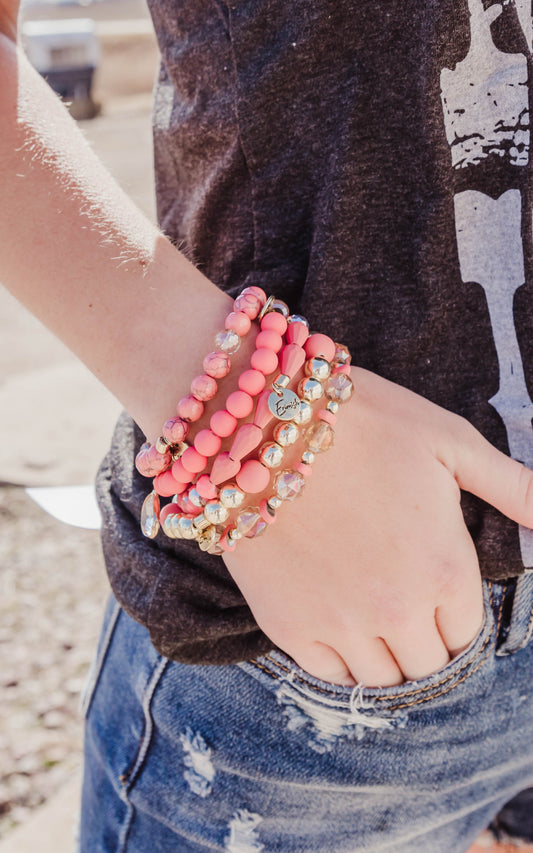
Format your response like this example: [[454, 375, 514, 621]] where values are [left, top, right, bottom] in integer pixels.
[[450, 419, 533, 529]]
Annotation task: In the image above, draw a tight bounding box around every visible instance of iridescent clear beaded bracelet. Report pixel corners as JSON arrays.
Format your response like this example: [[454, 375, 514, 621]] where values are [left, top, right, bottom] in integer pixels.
[[136, 286, 354, 554]]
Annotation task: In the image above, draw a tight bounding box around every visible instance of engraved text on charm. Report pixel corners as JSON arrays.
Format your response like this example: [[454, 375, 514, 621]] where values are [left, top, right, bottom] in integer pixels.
[[267, 388, 301, 420]]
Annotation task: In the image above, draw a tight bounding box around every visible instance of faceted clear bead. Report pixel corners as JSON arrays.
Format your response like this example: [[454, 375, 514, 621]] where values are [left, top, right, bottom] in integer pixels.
[[298, 376, 323, 403], [304, 356, 331, 381], [269, 298, 290, 317], [304, 421, 335, 453], [287, 314, 309, 328], [219, 483, 246, 508], [245, 517, 267, 539], [274, 470, 306, 501], [258, 442, 284, 469], [333, 343, 352, 365], [141, 491, 160, 539], [204, 502, 230, 525], [215, 329, 241, 355], [293, 399, 313, 425], [325, 373, 354, 403], [273, 421, 299, 446], [235, 507, 262, 536]]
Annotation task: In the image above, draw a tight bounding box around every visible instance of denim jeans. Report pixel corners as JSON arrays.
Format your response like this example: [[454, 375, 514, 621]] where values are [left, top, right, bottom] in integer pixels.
[[79, 576, 533, 852]]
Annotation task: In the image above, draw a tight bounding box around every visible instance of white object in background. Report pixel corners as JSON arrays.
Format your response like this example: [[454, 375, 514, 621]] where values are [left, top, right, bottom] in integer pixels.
[[22, 18, 100, 72], [26, 485, 102, 530]]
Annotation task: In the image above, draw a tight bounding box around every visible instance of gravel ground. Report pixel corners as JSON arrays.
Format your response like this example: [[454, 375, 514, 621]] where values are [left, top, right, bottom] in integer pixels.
[[0, 486, 109, 838]]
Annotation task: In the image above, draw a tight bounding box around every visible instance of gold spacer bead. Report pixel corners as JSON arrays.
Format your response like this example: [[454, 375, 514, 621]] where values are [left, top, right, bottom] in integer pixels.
[[326, 400, 339, 415], [155, 436, 169, 454], [172, 441, 190, 460]]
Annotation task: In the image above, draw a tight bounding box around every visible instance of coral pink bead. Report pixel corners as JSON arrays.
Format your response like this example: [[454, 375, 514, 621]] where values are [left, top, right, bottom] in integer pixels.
[[210, 409, 238, 437], [162, 417, 189, 445], [159, 503, 180, 525], [317, 408, 337, 425], [234, 292, 262, 319], [229, 423, 263, 461], [181, 446, 208, 474], [304, 333, 336, 362], [225, 311, 252, 336], [242, 285, 267, 305], [154, 470, 188, 497], [253, 389, 274, 429], [261, 312, 287, 335], [226, 390, 254, 418], [210, 452, 241, 486], [238, 369, 266, 396], [250, 347, 278, 375], [259, 498, 276, 524], [196, 474, 219, 500], [190, 374, 218, 402], [256, 329, 283, 352], [194, 429, 222, 457], [286, 321, 309, 347], [203, 351, 231, 380], [332, 364, 351, 375], [296, 462, 313, 477], [280, 343, 306, 377], [177, 395, 204, 422], [236, 459, 271, 494], [172, 458, 192, 483]]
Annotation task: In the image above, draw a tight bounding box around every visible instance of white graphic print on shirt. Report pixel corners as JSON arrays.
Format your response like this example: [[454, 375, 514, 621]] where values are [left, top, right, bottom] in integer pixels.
[[440, 0, 533, 565]]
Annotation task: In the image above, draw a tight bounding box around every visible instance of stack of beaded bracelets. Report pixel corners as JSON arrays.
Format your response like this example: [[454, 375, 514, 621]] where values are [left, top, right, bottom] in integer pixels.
[[136, 285, 353, 554]]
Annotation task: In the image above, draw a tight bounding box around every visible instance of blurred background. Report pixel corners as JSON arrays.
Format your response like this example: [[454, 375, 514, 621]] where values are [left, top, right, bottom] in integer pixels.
[[0, 1, 159, 847]]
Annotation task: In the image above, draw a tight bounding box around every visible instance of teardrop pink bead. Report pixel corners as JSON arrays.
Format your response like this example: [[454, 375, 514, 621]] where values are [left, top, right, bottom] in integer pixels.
[[253, 389, 274, 429], [280, 343, 306, 378], [209, 452, 241, 486], [236, 459, 271, 493], [304, 333, 336, 362], [286, 321, 309, 347], [229, 424, 263, 461]]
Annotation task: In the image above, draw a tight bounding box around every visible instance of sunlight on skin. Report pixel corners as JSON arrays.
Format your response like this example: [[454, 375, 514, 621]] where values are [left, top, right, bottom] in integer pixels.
[[467, 840, 533, 852]]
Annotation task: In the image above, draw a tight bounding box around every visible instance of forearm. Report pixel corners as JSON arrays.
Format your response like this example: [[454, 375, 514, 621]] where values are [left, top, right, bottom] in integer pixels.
[[0, 35, 236, 440]]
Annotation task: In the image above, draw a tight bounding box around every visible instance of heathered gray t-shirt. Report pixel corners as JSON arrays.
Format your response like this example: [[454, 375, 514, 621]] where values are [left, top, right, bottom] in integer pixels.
[[97, 0, 533, 664]]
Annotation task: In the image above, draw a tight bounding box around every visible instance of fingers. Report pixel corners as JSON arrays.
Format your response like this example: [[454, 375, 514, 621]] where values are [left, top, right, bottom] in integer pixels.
[[288, 642, 357, 686], [452, 420, 533, 529], [435, 574, 484, 657]]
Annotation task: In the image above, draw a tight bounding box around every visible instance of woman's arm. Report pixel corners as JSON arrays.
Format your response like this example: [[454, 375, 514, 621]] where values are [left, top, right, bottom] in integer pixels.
[[3, 31, 533, 688]]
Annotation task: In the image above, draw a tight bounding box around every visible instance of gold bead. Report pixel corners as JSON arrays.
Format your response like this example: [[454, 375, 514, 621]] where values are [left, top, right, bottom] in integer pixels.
[[304, 357, 331, 381], [155, 436, 169, 454], [297, 376, 323, 403], [219, 483, 246, 508], [172, 441, 189, 460], [301, 450, 315, 465], [273, 421, 299, 446], [204, 502, 230, 525], [258, 442, 284, 468], [326, 400, 339, 415]]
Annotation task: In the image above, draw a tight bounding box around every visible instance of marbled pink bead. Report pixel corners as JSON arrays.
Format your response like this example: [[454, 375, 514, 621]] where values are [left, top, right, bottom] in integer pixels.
[[181, 446, 208, 474], [238, 369, 266, 396], [241, 285, 267, 305], [236, 459, 270, 493], [190, 373, 218, 402], [286, 321, 309, 347], [203, 351, 231, 380], [253, 389, 274, 429], [332, 364, 351, 375], [194, 429, 222, 457], [229, 423, 263, 461], [317, 408, 337, 426], [261, 312, 287, 335], [280, 343, 306, 378], [250, 347, 278, 376], [162, 417, 189, 445], [154, 470, 188, 497], [304, 333, 336, 362], [234, 291, 262, 319], [225, 311, 251, 336], [177, 394, 204, 422], [209, 452, 241, 486], [226, 390, 254, 419], [172, 458, 192, 484], [135, 444, 171, 477], [210, 409, 237, 437], [196, 474, 219, 500], [256, 329, 283, 353]]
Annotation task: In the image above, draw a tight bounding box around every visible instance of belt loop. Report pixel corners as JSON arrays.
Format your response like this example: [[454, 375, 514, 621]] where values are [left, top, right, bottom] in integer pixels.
[[496, 572, 533, 656]]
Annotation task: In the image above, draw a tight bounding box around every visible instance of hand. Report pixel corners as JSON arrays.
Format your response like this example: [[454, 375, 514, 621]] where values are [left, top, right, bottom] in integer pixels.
[[223, 367, 533, 687]]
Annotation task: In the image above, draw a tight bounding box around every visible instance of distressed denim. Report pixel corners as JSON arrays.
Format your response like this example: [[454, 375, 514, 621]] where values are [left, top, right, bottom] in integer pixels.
[[80, 577, 533, 852]]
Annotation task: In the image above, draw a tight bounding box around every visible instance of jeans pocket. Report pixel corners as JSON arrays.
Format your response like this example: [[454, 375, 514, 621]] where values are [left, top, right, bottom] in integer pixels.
[[240, 579, 498, 717], [496, 572, 533, 656], [79, 594, 121, 719]]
